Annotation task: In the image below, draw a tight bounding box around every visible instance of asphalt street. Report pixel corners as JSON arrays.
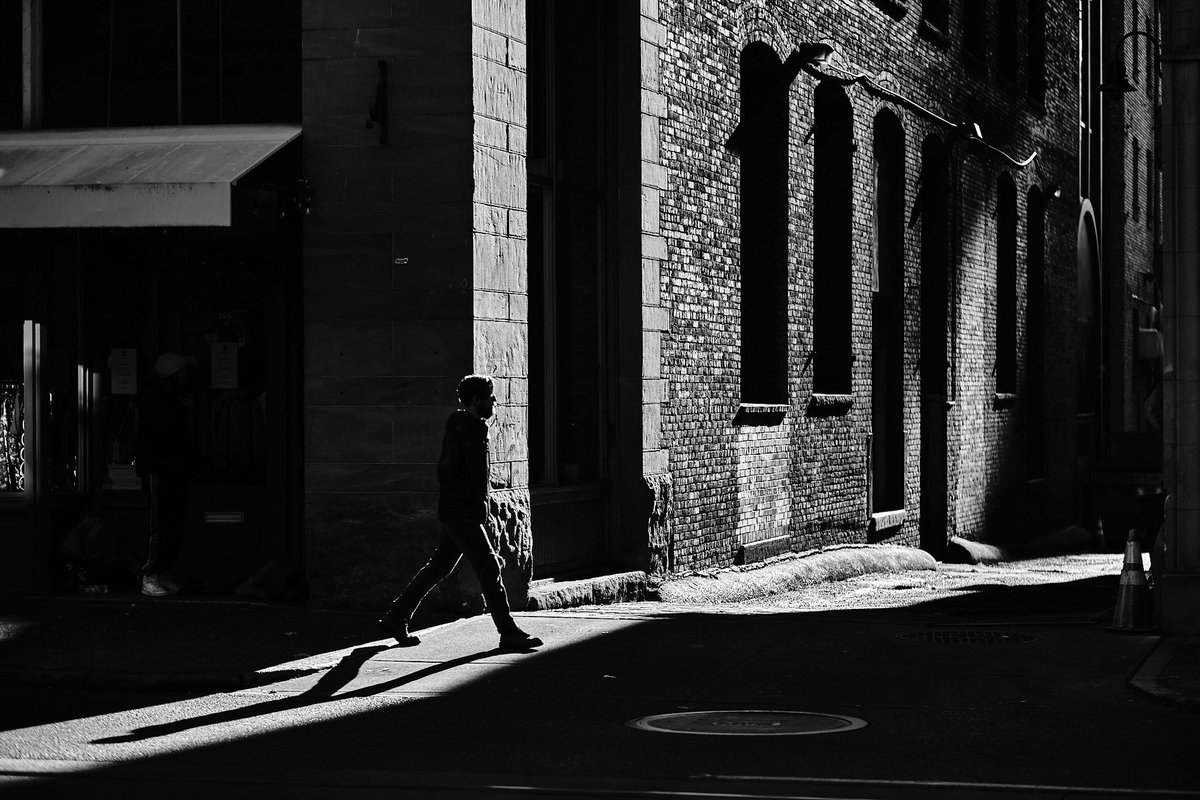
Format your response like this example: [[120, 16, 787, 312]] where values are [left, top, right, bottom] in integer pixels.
[[1, 554, 1197, 800]]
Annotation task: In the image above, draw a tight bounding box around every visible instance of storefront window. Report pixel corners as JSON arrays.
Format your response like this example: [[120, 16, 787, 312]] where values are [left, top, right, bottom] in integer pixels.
[[1, 292, 25, 493], [0, 379, 22, 493], [46, 249, 82, 494]]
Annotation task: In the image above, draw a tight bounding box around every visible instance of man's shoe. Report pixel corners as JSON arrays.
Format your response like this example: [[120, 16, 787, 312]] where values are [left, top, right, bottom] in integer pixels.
[[499, 629, 543, 651], [141, 574, 170, 597], [379, 616, 420, 647], [158, 575, 182, 594]]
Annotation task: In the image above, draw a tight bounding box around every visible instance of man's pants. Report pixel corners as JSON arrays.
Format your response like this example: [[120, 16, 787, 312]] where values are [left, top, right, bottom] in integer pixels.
[[144, 472, 187, 575], [385, 520, 517, 634]]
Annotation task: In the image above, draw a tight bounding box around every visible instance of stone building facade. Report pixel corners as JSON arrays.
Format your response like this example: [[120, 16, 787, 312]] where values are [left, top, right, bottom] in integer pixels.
[[651, 0, 1081, 569], [0, 1, 1172, 612], [298, 0, 1085, 609]]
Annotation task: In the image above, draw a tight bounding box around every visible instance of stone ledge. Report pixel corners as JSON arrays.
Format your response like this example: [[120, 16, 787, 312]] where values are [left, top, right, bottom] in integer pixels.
[[657, 545, 937, 604], [807, 393, 853, 417], [734, 403, 787, 426], [525, 571, 649, 610], [944, 526, 1096, 565], [870, 509, 906, 532], [869, 0, 909, 20], [993, 392, 1018, 409]]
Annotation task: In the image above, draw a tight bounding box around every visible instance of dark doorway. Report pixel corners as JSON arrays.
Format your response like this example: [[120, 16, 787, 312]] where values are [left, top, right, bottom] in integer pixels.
[[527, 0, 618, 576], [871, 112, 906, 515], [919, 137, 949, 557]]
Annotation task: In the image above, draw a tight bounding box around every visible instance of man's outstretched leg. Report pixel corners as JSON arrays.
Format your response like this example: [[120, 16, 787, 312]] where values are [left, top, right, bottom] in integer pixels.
[[451, 521, 542, 650], [380, 531, 463, 646]]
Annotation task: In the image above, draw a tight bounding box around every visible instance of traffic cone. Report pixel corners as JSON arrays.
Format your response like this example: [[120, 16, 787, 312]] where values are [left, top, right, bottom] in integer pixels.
[[1108, 529, 1155, 632]]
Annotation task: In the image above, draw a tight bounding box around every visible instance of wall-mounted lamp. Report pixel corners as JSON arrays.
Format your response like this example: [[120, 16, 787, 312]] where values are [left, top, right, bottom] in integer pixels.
[[795, 39, 1036, 169], [1099, 29, 1158, 95], [1048, 184, 1063, 200], [781, 42, 837, 87], [952, 121, 984, 141], [796, 41, 835, 67]]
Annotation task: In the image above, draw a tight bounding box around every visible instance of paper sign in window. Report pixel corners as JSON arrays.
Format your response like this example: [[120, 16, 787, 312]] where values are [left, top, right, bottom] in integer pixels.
[[212, 343, 239, 389], [111, 348, 137, 395]]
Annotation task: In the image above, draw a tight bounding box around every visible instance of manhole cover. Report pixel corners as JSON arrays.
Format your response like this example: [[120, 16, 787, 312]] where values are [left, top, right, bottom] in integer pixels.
[[626, 710, 867, 736], [897, 630, 1037, 644]]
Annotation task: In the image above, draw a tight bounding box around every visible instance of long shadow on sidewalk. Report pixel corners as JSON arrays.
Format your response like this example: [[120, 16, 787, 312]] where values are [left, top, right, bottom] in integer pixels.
[[8, 575, 1199, 799]]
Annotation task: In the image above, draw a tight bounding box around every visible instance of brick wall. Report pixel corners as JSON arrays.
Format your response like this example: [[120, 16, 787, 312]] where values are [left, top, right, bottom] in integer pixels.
[[297, 0, 1089, 606], [1105, 0, 1162, 436], [655, 0, 1082, 568]]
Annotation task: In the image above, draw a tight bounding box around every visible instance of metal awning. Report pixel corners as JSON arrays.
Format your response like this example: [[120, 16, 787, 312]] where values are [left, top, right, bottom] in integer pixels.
[[0, 124, 301, 228]]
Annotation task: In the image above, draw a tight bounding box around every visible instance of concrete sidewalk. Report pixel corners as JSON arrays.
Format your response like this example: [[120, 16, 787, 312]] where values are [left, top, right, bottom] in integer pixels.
[[2, 573, 1197, 800], [0, 545, 1195, 710]]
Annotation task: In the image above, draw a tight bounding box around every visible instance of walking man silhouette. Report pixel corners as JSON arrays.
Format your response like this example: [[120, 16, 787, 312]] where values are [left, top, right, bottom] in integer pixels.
[[379, 374, 542, 651]]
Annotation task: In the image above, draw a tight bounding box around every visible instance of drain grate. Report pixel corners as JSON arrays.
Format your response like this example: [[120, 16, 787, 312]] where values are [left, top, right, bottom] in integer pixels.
[[898, 630, 1037, 644], [626, 710, 867, 736]]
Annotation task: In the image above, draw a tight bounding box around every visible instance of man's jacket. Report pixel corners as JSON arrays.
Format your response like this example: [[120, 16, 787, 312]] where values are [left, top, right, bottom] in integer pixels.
[[436, 410, 489, 524]]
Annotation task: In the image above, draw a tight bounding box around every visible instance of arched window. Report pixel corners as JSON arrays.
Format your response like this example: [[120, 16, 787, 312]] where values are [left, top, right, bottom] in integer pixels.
[[996, 174, 1018, 394], [922, 0, 949, 34], [735, 42, 789, 404], [1132, 137, 1141, 221], [962, 0, 988, 69], [1028, 0, 1047, 103], [871, 111, 906, 514], [997, 0, 1018, 80], [813, 81, 853, 394], [919, 135, 950, 556], [1026, 187, 1045, 477]]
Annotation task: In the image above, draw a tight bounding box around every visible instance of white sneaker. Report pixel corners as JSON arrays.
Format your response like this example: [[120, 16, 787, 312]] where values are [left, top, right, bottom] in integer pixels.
[[158, 575, 182, 594], [141, 574, 170, 597]]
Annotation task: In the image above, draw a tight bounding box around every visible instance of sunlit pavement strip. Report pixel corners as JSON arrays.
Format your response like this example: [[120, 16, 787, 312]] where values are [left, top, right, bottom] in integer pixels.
[[0, 612, 659, 763], [0, 555, 1152, 771], [0, 617, 547, 760]]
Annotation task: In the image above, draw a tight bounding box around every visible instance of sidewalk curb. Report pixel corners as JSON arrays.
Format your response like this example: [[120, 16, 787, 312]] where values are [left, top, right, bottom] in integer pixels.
[[945, 526, 1095, 564], [525, 545, 937, 611], [526, 571, 648, 611], [656, 544, 937, 605]]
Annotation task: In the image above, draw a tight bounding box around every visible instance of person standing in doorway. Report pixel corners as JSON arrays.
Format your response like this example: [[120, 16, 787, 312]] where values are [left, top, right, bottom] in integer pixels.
[[135, 352, 194, 597], [379, 374, 542, 651]]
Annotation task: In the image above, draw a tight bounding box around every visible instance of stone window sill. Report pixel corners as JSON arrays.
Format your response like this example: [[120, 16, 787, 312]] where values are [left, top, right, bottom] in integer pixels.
[[735, 403, 788, 426], [993, 392, 1018, 409], [918, 19, 950, 49], [869, 0, 909, 20], [807, 393, 853, 417], [870, 509, 906, 533]]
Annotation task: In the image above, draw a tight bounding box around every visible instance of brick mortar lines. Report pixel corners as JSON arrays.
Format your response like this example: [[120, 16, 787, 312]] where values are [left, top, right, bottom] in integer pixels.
[[655, 0, 1081, 569]]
